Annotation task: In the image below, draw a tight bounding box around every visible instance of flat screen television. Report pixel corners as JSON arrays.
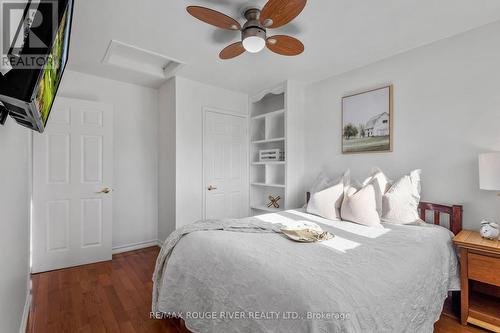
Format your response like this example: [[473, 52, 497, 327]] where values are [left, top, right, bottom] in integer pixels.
[[0, 0, 74, 133]]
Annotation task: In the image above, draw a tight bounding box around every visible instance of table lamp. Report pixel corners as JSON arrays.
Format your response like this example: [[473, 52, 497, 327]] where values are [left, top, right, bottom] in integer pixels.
[[479, 152, 500, 192], [478, 152, 500, 239]]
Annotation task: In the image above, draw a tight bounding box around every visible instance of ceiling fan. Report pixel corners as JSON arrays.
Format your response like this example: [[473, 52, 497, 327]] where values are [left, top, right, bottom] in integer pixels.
[[186, 0, 306, 60]]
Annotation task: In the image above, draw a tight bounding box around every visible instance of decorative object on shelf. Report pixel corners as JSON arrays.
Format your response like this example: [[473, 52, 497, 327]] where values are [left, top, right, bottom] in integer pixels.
[[267, 195, 281, 209], [185, 0, 306, 60], [342, 85, 393, 154], [259, 149, 285, 162], [479, 219, 499, 240]]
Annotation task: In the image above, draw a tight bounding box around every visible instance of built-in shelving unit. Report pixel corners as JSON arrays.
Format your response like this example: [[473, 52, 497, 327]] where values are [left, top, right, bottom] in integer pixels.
[[249, 85, 287, 215], [248, 81, 305, 216]]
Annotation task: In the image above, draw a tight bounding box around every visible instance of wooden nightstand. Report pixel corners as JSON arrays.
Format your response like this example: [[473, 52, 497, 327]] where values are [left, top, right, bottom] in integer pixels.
[[453, 230, 500, 332]]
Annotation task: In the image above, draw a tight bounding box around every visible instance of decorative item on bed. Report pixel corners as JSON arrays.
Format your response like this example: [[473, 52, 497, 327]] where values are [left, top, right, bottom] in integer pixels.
[[281, 225, 334, 243]]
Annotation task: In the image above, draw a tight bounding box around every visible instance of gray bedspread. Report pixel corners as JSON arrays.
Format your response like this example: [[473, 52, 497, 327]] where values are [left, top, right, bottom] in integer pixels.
[[153, 209, 459, 333]]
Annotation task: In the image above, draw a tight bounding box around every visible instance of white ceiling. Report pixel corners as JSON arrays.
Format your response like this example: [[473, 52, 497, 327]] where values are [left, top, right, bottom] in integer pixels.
[[68, 0, 500, 94]]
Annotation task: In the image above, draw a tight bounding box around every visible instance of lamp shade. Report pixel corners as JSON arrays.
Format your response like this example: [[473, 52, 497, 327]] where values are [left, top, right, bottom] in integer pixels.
[[479, 152, 500, 190]]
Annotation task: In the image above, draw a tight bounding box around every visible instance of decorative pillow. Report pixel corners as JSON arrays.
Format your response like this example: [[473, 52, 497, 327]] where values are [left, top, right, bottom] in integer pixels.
[[341, 183, 382, 227], [382, 170, 422, 224], [303, 171, 335, 208], [309, 171, 335, 194], [306, 179, 344, 221], [362, 169, 391, 217]]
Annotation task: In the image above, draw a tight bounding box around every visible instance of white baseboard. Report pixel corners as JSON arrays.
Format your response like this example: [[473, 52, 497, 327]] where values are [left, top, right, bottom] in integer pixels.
[[112, 239, 161, 254], [19, 293, 31, 333]]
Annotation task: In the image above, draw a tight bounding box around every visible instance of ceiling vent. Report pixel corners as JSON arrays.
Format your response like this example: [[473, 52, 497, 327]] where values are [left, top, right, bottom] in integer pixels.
[[102, 40, 185, 87]]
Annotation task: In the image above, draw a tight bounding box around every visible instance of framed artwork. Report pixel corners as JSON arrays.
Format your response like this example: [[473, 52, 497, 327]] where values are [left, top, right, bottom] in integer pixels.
[[342, 85, 393, 154]]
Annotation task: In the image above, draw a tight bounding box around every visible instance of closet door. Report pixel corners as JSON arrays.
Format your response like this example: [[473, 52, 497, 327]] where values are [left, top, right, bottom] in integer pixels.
[[204, 109, 248, 220]]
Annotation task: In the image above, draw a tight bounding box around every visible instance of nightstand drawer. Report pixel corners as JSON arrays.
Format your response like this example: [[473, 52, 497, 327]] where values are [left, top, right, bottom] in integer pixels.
[[468, 252, 500, 286]]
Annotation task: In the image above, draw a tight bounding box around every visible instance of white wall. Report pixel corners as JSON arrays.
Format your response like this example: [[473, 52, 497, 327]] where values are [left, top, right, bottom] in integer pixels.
[[58, 70, 159, 249], [0, 121, 30, 333], [304, 21, 500, 230], [175, 77, 248, 228], [285, 81, 307, 209], [158, 76, 249, 236], [158, 78, 176, 241]]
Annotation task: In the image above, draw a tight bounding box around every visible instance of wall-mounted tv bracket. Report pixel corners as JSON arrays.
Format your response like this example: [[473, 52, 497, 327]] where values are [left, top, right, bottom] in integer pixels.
[[0, 102, 9, 125]]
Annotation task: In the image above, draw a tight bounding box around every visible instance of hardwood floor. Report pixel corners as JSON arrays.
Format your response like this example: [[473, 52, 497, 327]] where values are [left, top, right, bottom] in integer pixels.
[[28, 247, 487, 333], [28, 247, 185, 333]]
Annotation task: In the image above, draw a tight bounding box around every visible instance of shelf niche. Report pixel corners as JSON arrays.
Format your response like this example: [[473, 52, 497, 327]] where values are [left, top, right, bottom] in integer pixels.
[[251, 92, 285, 117], [250, 186, 285, 213]]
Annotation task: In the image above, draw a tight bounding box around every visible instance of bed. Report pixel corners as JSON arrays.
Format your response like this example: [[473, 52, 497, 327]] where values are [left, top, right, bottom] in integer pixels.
[[152, 197, 463, 333]]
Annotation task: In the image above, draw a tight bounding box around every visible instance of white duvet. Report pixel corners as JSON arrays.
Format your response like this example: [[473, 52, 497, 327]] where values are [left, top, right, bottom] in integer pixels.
[[153, 209, 459, 333]]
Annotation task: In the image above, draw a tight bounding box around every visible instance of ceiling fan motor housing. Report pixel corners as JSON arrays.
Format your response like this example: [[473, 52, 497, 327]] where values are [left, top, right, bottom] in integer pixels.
[[242, 26, 266, 41], [242, 8, 266, 42]]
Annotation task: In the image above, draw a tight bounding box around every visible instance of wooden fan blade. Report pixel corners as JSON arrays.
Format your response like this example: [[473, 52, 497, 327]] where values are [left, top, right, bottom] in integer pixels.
[[219, 42, 245, 59], [187, 6, 241, 30], [260, 0, 306, 29], [266, 35, 304, 56]]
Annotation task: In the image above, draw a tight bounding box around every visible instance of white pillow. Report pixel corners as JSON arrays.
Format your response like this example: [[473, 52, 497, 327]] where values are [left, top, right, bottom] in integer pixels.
[[307, 179, 344, 221], [309, 171, 335, 193], [362, 170, 391, 217], [304, 171, 336, 209], [341, 183, 382, 227], [382, 170, 422, 224]]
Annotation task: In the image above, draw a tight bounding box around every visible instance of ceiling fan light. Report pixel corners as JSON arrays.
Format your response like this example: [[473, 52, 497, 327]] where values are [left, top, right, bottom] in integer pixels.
[[241, 26, 266, 53], [243, 36, 265, 53]]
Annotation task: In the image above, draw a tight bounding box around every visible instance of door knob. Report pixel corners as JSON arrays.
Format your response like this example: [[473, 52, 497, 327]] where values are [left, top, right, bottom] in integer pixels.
[[208, 185, 217, 191], [97, 187, 112, 194]]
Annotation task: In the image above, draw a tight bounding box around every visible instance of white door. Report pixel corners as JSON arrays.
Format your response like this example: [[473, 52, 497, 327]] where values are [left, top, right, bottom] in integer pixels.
[[32, 97, 113, 273], [204, 109, 248, 220]]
